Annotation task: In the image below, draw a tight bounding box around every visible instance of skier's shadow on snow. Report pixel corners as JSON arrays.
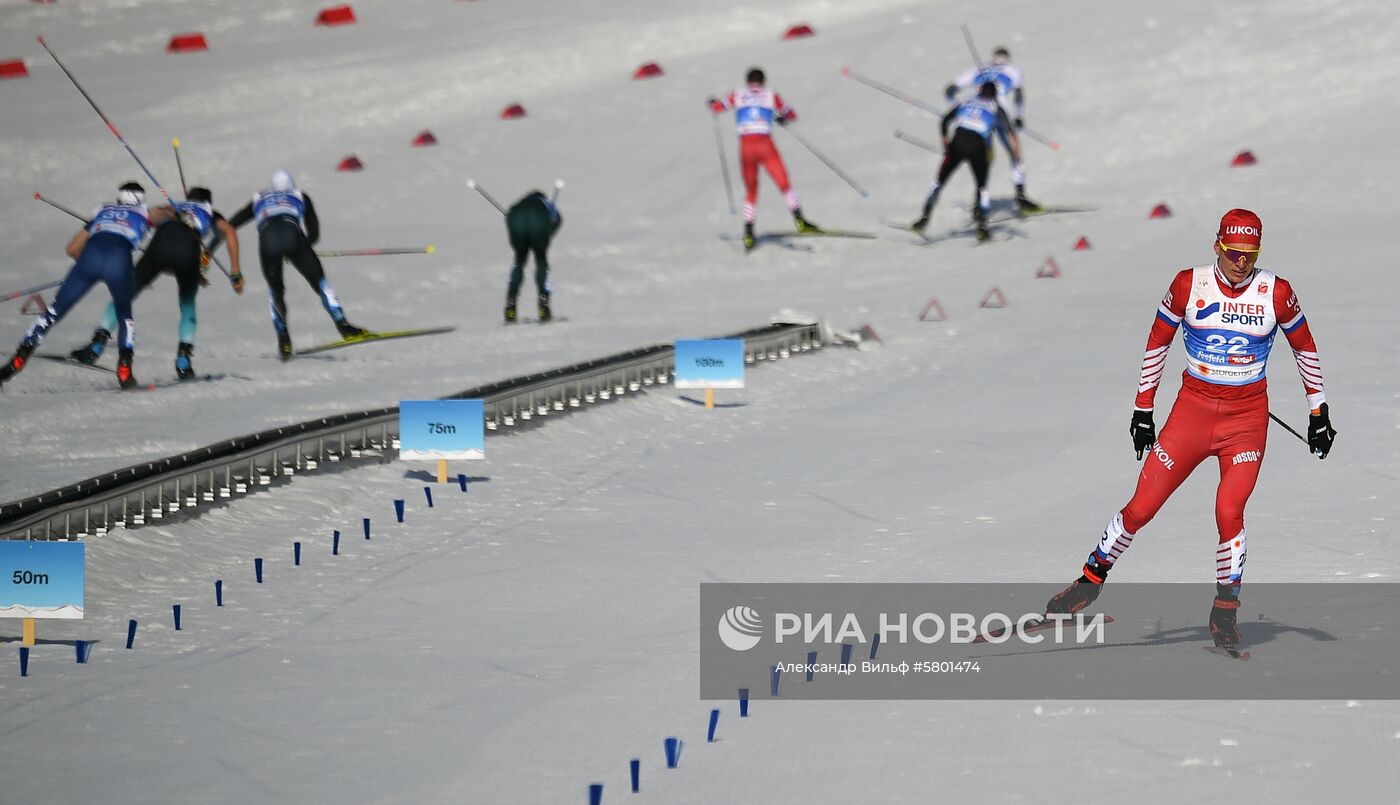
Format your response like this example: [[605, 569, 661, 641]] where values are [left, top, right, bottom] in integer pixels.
[[402, 470, 491, 485], [678, 395, 748, 408], [717, 233, 815, 252], [985, 618, 1336, 659], [1131, 618, 1337, 651]]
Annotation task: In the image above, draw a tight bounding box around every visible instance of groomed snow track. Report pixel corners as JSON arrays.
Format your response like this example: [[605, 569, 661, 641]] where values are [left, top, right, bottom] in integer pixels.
[[0, 322, 825, 541]]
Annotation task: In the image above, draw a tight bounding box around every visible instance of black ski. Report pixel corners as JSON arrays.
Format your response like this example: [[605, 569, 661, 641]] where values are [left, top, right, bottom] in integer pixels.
[[1203, 645, 1251, 660], [34, 353, 117, 374], [503, 316, 569, 326]]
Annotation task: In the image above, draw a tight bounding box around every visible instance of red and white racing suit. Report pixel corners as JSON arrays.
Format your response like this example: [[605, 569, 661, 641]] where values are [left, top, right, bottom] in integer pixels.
[[1089, 264, 1326, 588], [715, 85, 801, 223]]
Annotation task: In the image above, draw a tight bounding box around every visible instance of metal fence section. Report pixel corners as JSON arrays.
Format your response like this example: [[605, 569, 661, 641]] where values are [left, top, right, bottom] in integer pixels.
[[1, 322, 824, 540]]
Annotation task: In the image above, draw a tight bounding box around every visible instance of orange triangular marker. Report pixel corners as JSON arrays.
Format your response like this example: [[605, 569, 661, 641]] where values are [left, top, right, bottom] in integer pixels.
[[1074, 236, 1091, 251]]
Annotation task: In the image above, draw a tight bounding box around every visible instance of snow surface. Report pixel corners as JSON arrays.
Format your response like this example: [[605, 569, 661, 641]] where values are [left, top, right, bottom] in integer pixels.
[[1, 0, 1399, 802]]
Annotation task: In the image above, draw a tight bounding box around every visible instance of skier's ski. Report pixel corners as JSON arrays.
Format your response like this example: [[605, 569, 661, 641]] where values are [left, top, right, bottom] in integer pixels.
[[34, 354, 117, 374], [94, 372, 249, 392], [1017, 203, 1098, 218], [503, 316, 569, 327], [294, 326, 456, 357], [972, 614, 1115, 644], [879, 218, 1017, 245], [881, 219, 932, 242], [1203, 645, 1251, 660], [792, 227, 877, 240], [723, 228, 877, 250]]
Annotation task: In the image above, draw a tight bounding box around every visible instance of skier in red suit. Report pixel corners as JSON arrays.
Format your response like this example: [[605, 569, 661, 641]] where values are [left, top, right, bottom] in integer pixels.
[[1045, 209, 1337, 653], [708, 67, 819, 250]]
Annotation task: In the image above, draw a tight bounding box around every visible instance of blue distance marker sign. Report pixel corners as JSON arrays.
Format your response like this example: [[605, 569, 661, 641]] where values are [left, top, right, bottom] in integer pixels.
[[674, 339, 745, 389], [0, 541, 84, 619], [398, 399, 485, 460]]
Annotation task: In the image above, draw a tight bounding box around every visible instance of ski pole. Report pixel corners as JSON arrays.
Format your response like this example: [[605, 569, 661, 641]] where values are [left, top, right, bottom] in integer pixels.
[[316, 246, 436, 258], [172, 138, 189, 196], [780, 126, 869, 198], [840, 67, 942, 115], [960, 23, 984, 69], [163, 139, 235, 279], [36, 36, 174, 203], [1019, 125, 1060, 151], [709, 113, 736, 214], [1, 280, 62, 304], [34, 192, 88, 223], [163, 137, 235, 278], [551, 179, 564, 204], [894, 129, 942, 154], [466, 179, 507, 215], [1268, 412, 1308, 445]]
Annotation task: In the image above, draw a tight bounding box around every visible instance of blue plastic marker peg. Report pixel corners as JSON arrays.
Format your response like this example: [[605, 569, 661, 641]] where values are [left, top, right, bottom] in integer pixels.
[[215, 579, 223, 606], [738, 687, 749, 717], [172, 604, 182, 631], [75, 640, 89, 664], [870, 634, 881, 660], [840, 642, 852, 666], [663, 737, 682, 769], [806, 650, 817, 682], [126, 619, 138, 649], [363, 518, 371, 540], [255, 557, 264, 583], [394, 499, 405, 523], [294, 541, 302, 566], [457, 473, 467, 492], [19, 646, 29, 677], [588, 783, 603, 805], [770, 664, 781, 696], [629, 759, 640, 793], [423, 486, 434, 508], [333, 530, 341, 555], [707, 708, 720, 742]]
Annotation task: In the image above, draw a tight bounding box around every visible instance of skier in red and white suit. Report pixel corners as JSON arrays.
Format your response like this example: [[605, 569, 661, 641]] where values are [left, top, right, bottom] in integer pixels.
[[1046, 209, 1337, 652], [708, 67, 819, 250]]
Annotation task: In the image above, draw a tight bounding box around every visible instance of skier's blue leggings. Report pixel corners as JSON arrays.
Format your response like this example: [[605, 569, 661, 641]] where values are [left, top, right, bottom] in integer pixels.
[[25, 234, 136, 351]]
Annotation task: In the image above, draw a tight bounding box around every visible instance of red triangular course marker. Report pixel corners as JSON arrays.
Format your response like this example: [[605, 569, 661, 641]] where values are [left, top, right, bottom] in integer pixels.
[[855, 323, 883, 344], [412, 130, 437, 147], [979, 287, 1007, 308], [316, 5, 356, 26], [633, 62, 663, 80], [500, 103, 527, 120], [918, 298, 946, 322], [1036, 257, 1061, 278], [1231, 150, 1257, 167], [0, 60, 29, 79], [1074, 236, 1092, 251], [1149, 203, 1172, 219], [336, 155, 364, 172], [784, 24, 815, 40]]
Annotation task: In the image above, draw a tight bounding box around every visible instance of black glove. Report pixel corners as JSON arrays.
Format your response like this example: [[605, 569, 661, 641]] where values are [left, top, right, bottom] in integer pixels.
[[1130, 410, 1156, 460], [1308, 403, 1336, 459], [1014, 117, 1024, 130], [944, 83, 958, 102]]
